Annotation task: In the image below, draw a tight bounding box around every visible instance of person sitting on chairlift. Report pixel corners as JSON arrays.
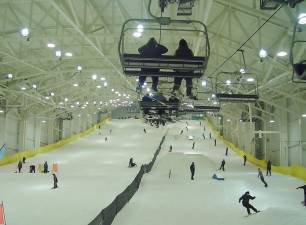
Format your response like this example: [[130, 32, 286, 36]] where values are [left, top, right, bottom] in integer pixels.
[[138, 37, 168, 92]]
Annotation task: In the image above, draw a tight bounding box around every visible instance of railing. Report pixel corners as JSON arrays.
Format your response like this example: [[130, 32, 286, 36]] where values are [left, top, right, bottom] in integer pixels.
[[88, 135, 166, 225]]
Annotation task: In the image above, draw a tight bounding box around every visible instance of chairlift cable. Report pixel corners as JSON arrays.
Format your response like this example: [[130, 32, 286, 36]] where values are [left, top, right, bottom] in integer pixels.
[[209, 4, 284, 77]]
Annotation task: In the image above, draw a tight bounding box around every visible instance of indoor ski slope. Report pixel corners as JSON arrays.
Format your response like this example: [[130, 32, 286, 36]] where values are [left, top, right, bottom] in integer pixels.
[[112, 120, 306, 225], [0, 119, 305, 225], [0, 119, 167, 225]]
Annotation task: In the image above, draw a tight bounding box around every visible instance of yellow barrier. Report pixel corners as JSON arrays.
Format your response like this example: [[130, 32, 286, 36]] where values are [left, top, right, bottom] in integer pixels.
[[206, 118, 306, 181], [0, 117, 110, 166]]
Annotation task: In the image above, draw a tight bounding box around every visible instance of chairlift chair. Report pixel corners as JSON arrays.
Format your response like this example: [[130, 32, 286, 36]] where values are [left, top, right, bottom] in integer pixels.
[[290, 13, 306, 83], [118, 18, 209, 78], [215, 72, 259, 103]]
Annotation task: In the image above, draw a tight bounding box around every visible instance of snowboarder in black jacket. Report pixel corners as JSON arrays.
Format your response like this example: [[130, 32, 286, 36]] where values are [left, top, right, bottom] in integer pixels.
[[239, 191, 259, 215], [266, 160, 272, 176], [219, 159, 225, 171], [190, 162, 195, 180], [296, 184, 306, 206]]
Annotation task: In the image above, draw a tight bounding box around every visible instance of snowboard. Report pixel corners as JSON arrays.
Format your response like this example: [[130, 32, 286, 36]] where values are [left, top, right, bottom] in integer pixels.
[[244, 211, 261, 217]]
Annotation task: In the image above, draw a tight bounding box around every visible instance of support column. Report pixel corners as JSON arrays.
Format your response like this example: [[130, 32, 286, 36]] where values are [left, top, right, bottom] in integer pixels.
[[47, 119, 55, 144], [0, 113, 6, 148], [34, 118, 41, 149], [18, 118, 27, 152]]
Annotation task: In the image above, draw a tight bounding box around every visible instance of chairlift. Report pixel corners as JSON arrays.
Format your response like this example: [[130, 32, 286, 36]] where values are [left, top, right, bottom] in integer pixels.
[[290, 13, 306, 83], [118, 0, 210, 78], [215, 72, 259, 103]]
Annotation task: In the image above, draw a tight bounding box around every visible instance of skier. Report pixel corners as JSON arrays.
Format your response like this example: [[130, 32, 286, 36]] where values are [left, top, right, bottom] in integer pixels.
[[202, 133, 205, 139], [129, 158, 137, 168], [214, 139, 217, 146], [200, 121, 202, 126], [169, 145, 173, 152], [22, 157, 26, 163], [239, 191, 260, 215], [190, 162, 195, 180], [186, 126, 188, 131], [105, 137, 108, 142], [209, 133, 212, 139], [52, 173, 58, 189], [17, 160, 22, 173], [243, 155, 247, 166], [296, 184, 306, 206], [143, 128, 147, 134], [180, 130, 183, 135], [225, 147, 228, 156], [192, 141, 195, 149], [219, 159, 225, 171], [98, 125, 101, 135], [258, 168, 268, 187], [266, 160, 272, 176], [43, 161, 49, 173]]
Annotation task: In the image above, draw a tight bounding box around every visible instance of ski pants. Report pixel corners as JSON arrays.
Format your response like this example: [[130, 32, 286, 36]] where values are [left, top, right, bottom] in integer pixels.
[[243, 203, 258, 214]]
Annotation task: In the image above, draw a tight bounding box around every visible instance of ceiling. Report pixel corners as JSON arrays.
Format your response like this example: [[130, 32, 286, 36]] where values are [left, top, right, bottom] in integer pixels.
[[0, 0, 305, 119]]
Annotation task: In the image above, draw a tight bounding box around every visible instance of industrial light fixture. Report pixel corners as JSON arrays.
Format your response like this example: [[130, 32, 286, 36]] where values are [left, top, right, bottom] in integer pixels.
[[201, 80, 207, 86], [76, 65, 82, 71], [55, 50, 62, 57], [298, 13, 306, 25], [146, 87, 150, 92], [32, 84, 37, 89], [302, 113, 306, 117], [133, 32, 142, 38], [47, 43, 56, 48], [92, 74, 97, 80], [111, 88, 114, 92], [259, 48, 268, 58], [104, 82, 108, 87], [50, 92, 55, 96], [137, 24, 144, 33], [73, 83, 79, 87], [226, 80, 231, 85], [64, 97, 69, 102], [59, 102, 63, 105], [240, 68, 246, 74], [7, 73, 13, 79], [96, 85, 101, 89], [100, 77, 105, 81], [65, 52, 73, 57], [45, 96, 50, 100], [269, 120, 275, 123], [227, 119, 231, 122], [247, 77, 255, 82], [276, 51, 287, 57], [0, 109, 4, 113], [42, 120, 46, 123], [21, 87, 26, 90], [20, 28, 29, 37]]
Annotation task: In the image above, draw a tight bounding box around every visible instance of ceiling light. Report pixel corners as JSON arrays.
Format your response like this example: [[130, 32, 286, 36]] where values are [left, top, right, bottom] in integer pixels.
[[259, 48, 268, 58], [65, 52, 73, 57], [0, 109, 4, 113], [42, 120, 46, 123], [276, 51, 287, 57], [213, 101, 218, 105], [104, 82, 107, 87], [76, 65, 82, 71], [73, 83, 79, 87], [211, 93, 216, 98], [20, 28, 29, 37], [93, 101, 96, 104], [50, 92, 55, 96], [227, 119, 231, 122], [47, 43, 56, 48], [64, 98, 68, 102], [302, 114, 306, 117], [21, 87, 26, 90], [111, 88, 114, 92], [59, 102, 63, 105], [137, 24, 144, 33], [99, 101, 103, 104], [226, 80, 231, 85], [100, 77, 105, 81], [45, 96, 50, 100], [70, 105, 75, 108], [201, 80, 207, 86], [97, 85, 101, 89], [85, 101, 89, 104], [32, 84, 37, 89], [76, 101, 80, 105], [298, 13, 306, 25], [55, 50, 62, 57], [7, 73, 13, 79], [92, 74, 97, 80], [81, 106, 85, 109], [133, 32, 142, 38], [247, 77, 255, 82], [240, 68, 246, 74], [269, 120, 275, 123]]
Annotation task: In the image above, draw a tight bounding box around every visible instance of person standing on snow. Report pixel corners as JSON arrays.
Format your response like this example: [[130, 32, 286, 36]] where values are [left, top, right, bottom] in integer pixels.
[[266, 160, 272, 176], [219, 159, 225, 171], [243, 155, 247, 166], [239, 191, 260, 215], [296, 184, 306, 206], [190, 162, 195, 180], [258, 168, 268, 187]]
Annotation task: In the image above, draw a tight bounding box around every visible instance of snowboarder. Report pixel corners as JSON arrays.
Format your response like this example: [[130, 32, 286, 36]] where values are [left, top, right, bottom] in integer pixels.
[[296, 184, 306, 206], [243, 155, 247, 166], [225, 147, 228, 156], [202, 133, 205, 139], [43, 161, 49, 173], [105, 137, 108, 142], [186, 126, 188, 131], [239, 191, 259, 215], [209, 133, 212, 139], [52, 173, 58, 189], [129, 158, 137, 167], [98, 125, 101, 135], [22, 157, 26, 163], [17, 160, 22, 173], [258, 168, 268, 187], [169, 145, 173, 152], [266, 160, 272, 176], [190, 162, 195, 180], [200, 121, 202, 126], [219, 159, 225, 171], [192, 142, 195, 149], [143, 128, 147, 134], [214, 139, 217, 146], [180, 130, 183, 135]]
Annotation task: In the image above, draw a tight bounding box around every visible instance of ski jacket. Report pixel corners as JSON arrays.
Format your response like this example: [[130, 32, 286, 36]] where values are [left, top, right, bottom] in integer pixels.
[[239, 193, 255, 205]]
